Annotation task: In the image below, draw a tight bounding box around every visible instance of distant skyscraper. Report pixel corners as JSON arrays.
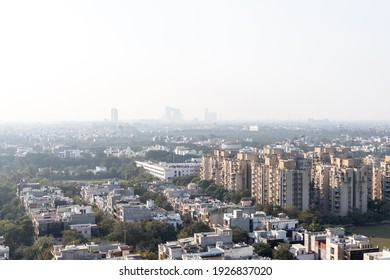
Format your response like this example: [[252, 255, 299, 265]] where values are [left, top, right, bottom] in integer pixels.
[[204, 108, 217, 123], [111, 108, 118, 122], [164, 107, 183, 122]]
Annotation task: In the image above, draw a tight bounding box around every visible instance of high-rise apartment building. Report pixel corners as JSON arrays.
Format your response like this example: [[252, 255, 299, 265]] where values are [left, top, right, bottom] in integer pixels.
[[202, 148, 310, 211], [201, 150, 254, 191], [372, 156, 390, 201], [251, 157, 310, 211], [202, 146, 372, 215]]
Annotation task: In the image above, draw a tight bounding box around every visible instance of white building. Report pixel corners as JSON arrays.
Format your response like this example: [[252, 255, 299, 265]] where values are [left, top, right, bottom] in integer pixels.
[[364, 248, 390, 260], [58, 149, 81, 158], [80, 180, 121, 204], [263, 214, 298, 231], [117, 204, 152, 222], [216, 242, 255, 260], [290, 244, 315, 260], [57, 205, 96, 225], [69, 224, 98, 239], [16, 147, 34, 157], [136, 161, 200, 181], [252, 230, 288, 244], [154, 213, 183, 231], [174, 146, 201, 156]]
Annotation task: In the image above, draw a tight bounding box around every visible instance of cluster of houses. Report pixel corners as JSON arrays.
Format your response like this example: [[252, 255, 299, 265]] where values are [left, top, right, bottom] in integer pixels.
[[157, 183, 387, 260], [52, 242, 141, 260], [17, 182, 97, 239], [158, 226, 258, 260], [80, 180, 183, 230]]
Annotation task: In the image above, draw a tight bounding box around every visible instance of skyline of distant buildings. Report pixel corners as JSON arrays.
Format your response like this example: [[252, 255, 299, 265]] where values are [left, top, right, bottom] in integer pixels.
[[108, 106, 219, 123]]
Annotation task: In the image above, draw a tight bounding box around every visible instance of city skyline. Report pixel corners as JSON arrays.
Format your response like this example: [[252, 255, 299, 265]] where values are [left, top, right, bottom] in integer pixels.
[[1, 0, 390, 123]]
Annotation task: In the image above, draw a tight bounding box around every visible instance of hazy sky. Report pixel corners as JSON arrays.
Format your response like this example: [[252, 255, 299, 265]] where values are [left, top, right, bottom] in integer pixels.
[[1, 0, 389, 122]]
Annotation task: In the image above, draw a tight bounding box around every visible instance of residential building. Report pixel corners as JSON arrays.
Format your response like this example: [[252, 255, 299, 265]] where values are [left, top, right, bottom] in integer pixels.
[[289, 243, 316, 260], [117, 203, 152, 222], [251, 157, 310, 210], [80, 179, 121, 204], [372, 156, 390, 201], [158, 226, 237, 260], [305, 228, 379, 260], [215, 242, 255, 260], [0, 236, 9, 260], [58, 205, 96, 225], [194, 226, 233, 249], [327, 158, 369, 216], [364, 248, 390, 260], [69, 224, 99, 239], [52, 242, 134, 260], [224, 209, 251, 232]]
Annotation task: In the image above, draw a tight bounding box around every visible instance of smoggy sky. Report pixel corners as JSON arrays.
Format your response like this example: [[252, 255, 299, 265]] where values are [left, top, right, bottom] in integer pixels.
[[1, 0, 389, 122]]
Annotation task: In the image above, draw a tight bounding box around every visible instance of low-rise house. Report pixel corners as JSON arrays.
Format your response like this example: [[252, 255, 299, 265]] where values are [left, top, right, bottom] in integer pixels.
[[159, 226, 233, 260], [305, 228, 379, 260], [251, 230, 288, 247], [364, 248, 390, 260], [58, 205, 96, 225], [290, 244, 315, 260], [182, 247, 225, 260], [251, 211, 267, 231], [263, 213, 298, 231], [215, 242, 256, 260], [304, 230, 327, 260], [106, 188, 135, 215], [52, 242, 135, 260], [0, 236, 9, 260], [80, 179, 121, 204], [69, 224, 99, 239], [117, 203, 152, 222], [224, 209, 251, 232], [158, 238, 195, 260], [194, 226, 233, 250], [32, 212, 64, 238]]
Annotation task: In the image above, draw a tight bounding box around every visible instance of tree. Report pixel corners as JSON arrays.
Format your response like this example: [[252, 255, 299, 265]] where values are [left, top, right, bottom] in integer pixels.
[[231, 226, 248, 244], [298, 209, 317, 225], [177, 221, 212, 238], [253, 243, 273, 258], [181, 213, 194, 227], [284, 206, 301, 219], [256, 203, 283, 216], [173, 175, 198, 186], [25, 236, 55, 260], [98, 215, 118, 237], [0, 217, 34, 259], [62, 229, 86, 245], [272, 243, 293, 260]]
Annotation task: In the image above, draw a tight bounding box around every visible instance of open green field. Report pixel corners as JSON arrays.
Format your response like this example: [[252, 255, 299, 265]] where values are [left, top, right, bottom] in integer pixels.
[[346, 224, 390, 249]]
